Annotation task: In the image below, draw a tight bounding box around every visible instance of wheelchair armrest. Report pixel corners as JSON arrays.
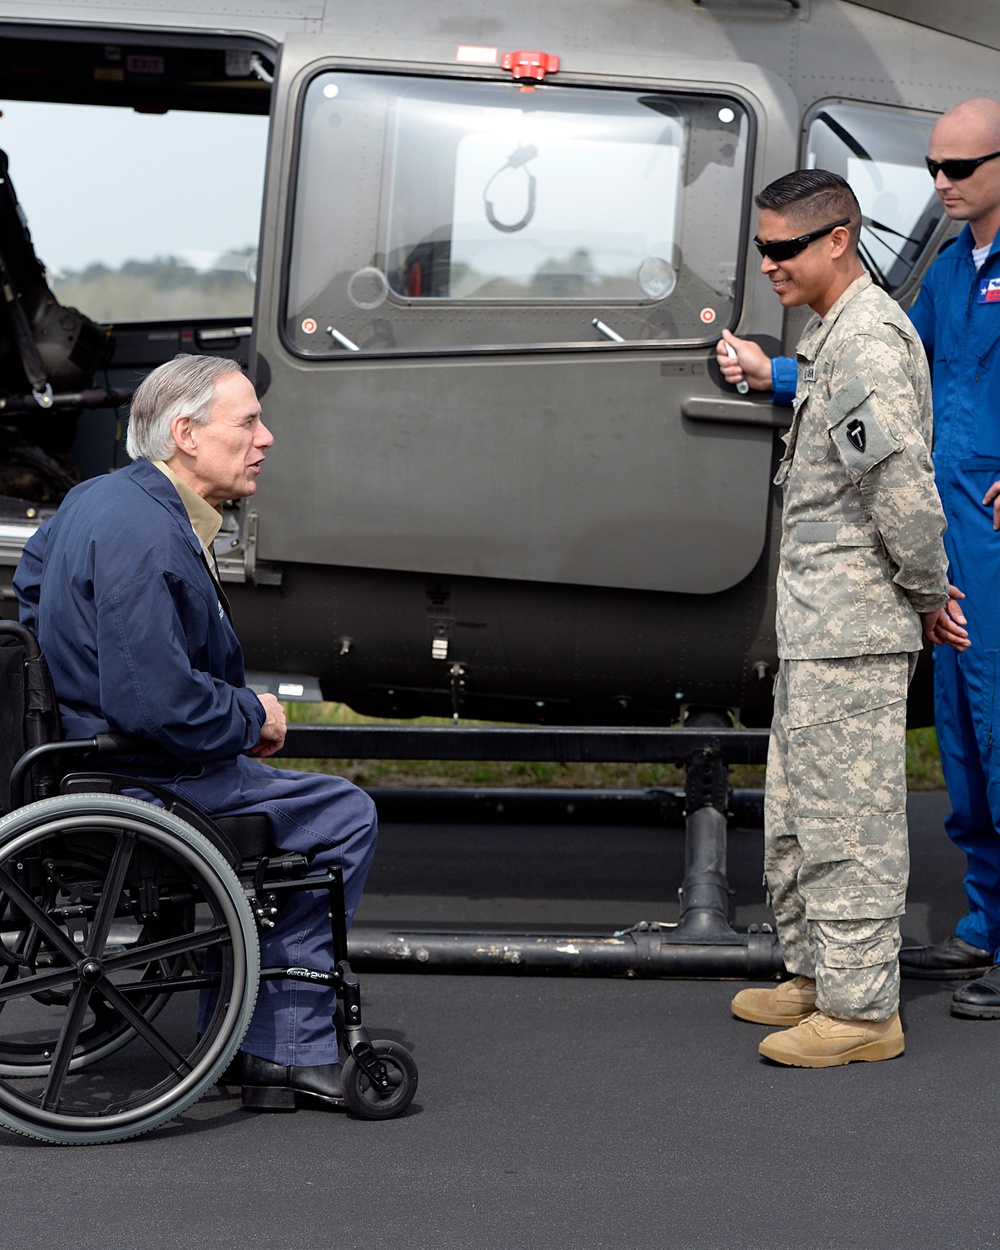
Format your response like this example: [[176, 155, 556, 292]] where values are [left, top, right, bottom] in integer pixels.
[[9, 733, 160, 811], [91, 732, 152, 755]]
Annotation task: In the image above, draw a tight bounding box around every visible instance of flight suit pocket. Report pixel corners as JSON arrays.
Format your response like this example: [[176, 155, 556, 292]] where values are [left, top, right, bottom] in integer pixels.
[[957, 458, 1000, 527], [972, 322, 1000, 455], [956, 645, 1000, 758]]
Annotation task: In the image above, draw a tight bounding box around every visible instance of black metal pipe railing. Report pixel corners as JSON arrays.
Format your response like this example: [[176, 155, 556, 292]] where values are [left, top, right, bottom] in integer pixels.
[[278, 723, 769, 766], [273, 722, 781, 980]]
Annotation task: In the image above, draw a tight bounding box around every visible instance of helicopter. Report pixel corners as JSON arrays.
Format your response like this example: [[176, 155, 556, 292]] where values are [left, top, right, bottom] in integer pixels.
[[0, 0, 995, 732]]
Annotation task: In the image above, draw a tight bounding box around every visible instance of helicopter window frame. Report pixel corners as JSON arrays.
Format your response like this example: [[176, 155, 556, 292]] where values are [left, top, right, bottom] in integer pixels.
[[281, 69, 757, 359], [803, 99, 950, 297]]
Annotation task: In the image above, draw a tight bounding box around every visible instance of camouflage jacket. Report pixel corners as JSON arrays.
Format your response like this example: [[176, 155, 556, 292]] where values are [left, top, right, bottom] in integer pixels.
[[775, 273, 949, 659]]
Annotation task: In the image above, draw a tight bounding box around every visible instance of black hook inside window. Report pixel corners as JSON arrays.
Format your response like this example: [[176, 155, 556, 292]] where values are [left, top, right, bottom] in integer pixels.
[[483, 144, 538, 234]]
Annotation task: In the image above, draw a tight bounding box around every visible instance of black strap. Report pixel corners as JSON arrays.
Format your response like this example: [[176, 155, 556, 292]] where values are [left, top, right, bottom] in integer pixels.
[[0, 237, 52, 406]]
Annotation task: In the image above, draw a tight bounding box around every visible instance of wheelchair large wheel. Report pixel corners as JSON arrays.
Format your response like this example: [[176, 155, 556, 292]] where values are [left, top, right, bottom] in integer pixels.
[[0, 836, 174, 1076], [0, 793, 259, 1144]]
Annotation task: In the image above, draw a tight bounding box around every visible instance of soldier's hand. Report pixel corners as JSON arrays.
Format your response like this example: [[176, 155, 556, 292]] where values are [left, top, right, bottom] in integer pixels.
[[982, 480, 1000, 530], [251, 692, 287, 757], [922, 586, 969, 650], [716, 330, 773, 392]]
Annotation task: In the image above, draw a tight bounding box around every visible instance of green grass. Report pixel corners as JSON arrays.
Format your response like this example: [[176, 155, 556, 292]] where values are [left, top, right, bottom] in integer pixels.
[[905, 725, 946, 791], [277, 702, 946, 791]]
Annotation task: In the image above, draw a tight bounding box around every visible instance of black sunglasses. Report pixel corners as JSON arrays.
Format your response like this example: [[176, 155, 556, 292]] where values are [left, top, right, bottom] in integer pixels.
[[925, 149, 1000, 181], [753, 218, 851, 263]]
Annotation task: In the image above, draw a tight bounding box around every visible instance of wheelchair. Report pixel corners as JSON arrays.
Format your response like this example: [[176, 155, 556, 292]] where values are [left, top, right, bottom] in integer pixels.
[[0, 620, 417, 1144]]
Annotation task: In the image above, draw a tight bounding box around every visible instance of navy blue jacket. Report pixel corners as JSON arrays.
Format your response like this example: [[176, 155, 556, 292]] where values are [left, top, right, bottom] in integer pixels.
[[13, 459, 266, 760]]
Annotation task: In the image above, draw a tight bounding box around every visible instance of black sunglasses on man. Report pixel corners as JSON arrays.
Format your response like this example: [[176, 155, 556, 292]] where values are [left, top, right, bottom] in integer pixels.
[[753, 218, 851, 264], [925, 149, 1000, 181]]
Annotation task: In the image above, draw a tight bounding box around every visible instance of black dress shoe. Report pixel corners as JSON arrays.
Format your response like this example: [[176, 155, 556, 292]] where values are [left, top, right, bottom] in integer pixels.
[[241, 1053, 345, 1111], [952, 964, 1000, 1019], [898, 934, 994, 980]]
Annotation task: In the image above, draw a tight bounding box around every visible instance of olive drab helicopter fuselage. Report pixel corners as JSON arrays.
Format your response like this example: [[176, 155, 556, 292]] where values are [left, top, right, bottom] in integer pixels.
[[0, 0, 995, 729]]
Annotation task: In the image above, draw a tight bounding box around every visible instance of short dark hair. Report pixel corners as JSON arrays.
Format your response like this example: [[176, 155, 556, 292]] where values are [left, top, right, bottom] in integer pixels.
[[755, 169, 861, 247]]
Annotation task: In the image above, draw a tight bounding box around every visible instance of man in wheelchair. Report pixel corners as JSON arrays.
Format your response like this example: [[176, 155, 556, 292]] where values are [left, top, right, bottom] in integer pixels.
[[12, 353, 378, 1114]]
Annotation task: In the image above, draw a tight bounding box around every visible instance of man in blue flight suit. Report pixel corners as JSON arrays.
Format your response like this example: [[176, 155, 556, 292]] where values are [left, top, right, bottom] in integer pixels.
[[13, 353, 379, 1103], [718, 97, 1000, 1019]]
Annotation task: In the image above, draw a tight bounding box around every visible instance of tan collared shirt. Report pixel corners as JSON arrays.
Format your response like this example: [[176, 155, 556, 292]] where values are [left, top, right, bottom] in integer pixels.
[[152, 459, 223, 552], [150, 460, 232, 622]]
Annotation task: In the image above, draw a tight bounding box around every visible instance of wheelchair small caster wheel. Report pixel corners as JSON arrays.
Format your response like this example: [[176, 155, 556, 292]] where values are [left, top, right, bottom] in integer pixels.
[[342, 1039, 417, 1120]]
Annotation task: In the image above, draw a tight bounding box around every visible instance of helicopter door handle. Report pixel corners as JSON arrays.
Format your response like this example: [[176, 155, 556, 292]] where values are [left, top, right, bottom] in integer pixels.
[[681, 396, 791, 430]]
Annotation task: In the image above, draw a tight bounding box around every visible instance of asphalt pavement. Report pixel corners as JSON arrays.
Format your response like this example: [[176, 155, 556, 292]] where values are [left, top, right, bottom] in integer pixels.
[[1, 790, 996, 1250]]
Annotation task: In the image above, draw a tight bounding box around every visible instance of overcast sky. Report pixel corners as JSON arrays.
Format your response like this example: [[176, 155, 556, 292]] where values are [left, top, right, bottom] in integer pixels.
[[0, 98, 268, 272]]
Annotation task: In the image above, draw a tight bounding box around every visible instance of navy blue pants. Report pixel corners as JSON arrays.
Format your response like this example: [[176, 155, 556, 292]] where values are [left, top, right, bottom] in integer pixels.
[[128, 755, 378, 1066]]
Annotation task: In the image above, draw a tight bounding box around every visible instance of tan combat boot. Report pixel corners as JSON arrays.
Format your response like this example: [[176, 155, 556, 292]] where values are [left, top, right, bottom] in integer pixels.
[[731, 976, 817, 1026], [758, 1009, 904, 1068]]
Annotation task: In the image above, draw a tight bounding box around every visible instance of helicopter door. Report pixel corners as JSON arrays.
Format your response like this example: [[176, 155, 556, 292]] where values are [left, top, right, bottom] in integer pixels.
[[252, 59, 777, 596]]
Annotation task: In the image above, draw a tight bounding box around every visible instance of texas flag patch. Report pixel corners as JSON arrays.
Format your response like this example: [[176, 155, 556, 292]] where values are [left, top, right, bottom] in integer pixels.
[[978, 276, 1000, 303]]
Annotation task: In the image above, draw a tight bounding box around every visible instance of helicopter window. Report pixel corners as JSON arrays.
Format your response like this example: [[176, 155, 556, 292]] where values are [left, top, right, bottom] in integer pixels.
[[0, 98, 267, 323], [285, 74, 751, 356], [805, 102, 943, 294]]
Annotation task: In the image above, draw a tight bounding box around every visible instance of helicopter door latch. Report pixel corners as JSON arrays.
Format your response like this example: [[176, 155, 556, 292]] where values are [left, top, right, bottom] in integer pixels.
[[500, 50, 560, 81]]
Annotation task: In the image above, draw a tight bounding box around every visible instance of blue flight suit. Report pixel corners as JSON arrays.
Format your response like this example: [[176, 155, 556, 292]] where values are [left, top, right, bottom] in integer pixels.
[[909, 224, 1000, 955], [13, 459, 377, 1065], [769, 223, 1000, 955]]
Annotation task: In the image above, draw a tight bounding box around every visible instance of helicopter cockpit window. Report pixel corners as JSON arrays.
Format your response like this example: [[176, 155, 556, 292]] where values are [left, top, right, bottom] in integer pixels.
[[0, 98, 267, 323], [285, 74, 751, 356], [805, 103, 943, 295]]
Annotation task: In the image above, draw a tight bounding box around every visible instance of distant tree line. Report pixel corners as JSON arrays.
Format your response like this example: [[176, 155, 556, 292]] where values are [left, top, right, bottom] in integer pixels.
[[50, 250, 256, 323]]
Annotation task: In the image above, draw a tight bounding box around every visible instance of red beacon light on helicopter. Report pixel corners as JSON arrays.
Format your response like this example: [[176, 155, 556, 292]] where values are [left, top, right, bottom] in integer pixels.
[[500, 50, 560, 81]]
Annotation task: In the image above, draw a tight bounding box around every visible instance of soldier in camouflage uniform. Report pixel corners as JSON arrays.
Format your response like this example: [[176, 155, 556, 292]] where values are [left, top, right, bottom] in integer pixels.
[[727, 170, 968, 1067]]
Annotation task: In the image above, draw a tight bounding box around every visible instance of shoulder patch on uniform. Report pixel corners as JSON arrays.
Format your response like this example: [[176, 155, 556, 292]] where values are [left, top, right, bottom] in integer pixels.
[[826, 367, 900, 479], [829, 399, 899, 481]]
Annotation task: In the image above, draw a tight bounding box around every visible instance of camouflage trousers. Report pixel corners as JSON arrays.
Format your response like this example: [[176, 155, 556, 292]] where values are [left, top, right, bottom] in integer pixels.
[[765, 653, 917, 1021]]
